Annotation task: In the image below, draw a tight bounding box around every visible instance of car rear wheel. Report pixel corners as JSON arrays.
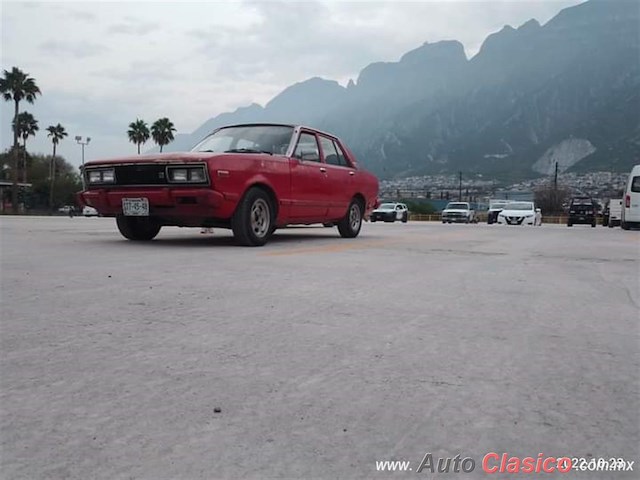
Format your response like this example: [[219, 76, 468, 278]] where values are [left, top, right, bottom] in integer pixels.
[[337, 199, 363, 238], [231, 187, 274, 246], [370, 217, 376, 223], [116, 216, 161, 241]]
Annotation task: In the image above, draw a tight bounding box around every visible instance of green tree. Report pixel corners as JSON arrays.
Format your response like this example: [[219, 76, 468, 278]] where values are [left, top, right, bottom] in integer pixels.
[[0, 151, 81, 211], [12, 111, 39, 183], [46, 123, 68, 211], [0, 67, 41, 212], [534, 184, 571, 215], [151, 117, 176, 152], [127, 118, 150, 154]]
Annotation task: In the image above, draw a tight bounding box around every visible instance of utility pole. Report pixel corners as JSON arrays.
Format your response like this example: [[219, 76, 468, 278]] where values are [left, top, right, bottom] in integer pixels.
[[554, 162, 558, 190], [458, 171, 462, 201]]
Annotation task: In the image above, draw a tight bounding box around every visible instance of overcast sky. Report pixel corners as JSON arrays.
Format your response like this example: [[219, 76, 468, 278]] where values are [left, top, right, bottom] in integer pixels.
[[1, 0, 580, 167]]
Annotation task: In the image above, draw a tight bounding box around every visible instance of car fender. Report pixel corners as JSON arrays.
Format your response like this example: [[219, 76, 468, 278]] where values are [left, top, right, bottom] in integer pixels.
[[238, 173, 284, 219]]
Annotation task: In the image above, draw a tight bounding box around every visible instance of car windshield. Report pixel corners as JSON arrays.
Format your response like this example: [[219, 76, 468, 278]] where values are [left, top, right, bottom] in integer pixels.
[[489, 202, 510, 209], [505, 202, 534, 211], [191, 125, 294, 155], [379, 203, 396, 209], [446, 203, 468, 209]]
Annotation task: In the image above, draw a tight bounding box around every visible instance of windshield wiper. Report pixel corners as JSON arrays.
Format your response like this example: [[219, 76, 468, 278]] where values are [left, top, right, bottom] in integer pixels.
[[224, 148, 273, 155]]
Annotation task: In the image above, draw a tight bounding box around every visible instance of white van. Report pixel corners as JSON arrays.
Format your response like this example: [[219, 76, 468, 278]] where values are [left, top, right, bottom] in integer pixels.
[[608, 199, 622, 228], [621, 164, 640, 230]]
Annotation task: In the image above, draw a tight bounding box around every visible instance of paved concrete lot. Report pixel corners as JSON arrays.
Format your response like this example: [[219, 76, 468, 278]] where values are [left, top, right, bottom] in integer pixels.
[[1, 217, 638, 479]]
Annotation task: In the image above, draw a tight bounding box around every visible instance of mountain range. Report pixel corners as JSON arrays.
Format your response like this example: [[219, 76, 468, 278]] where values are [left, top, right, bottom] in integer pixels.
[[163, 0, 640, 180]]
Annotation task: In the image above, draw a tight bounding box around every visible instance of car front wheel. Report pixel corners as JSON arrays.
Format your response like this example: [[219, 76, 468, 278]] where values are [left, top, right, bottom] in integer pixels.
[[337, 199, 363, 238], [402, 212, 408, 223], [116, 216, 161, 241], [231, 187, 274, 246]]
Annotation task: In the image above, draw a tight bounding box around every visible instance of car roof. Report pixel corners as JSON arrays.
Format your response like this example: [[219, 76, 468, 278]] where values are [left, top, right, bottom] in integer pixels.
[[212, 123, 341, 140]]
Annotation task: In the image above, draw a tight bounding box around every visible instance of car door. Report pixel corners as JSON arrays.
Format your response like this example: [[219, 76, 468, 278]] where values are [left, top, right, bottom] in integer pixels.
[[289, 131, 330, 219], [318, 135, 352, 219], [395, 204, 404, 220]]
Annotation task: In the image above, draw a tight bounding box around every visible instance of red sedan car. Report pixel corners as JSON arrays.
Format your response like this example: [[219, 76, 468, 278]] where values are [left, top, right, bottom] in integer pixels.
[[78, 124, 379, 246]]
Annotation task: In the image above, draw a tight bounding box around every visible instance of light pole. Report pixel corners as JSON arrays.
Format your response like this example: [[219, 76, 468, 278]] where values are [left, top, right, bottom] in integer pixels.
[[75, 135, 91, 167], [75, 136, 91, 189]]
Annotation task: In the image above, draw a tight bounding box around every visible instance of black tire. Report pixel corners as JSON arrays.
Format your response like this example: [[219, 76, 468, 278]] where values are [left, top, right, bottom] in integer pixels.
[[116, 216, 161, 241], [231, 187, 274, 246], [370, 217, 376, 223], [622, 220, 630, 230], [337, 199, 363, 238], [608, 222, 614, 228], [591, 221, 596, 228], [567, 222, 573, 227], [401, 212, 408, 223]]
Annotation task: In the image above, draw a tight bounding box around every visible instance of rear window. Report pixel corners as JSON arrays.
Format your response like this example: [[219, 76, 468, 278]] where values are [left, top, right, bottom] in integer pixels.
[[571, 198, 593, 206], [631, 176, 640, 193]]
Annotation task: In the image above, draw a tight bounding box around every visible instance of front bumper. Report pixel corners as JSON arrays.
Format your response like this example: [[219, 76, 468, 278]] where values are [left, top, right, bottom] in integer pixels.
[[442, 215, 469, 223], [77, 187, 229, 218], [497, 216, 535, 225], [568, 215, 595, 224], [370, 211, 396, 221]]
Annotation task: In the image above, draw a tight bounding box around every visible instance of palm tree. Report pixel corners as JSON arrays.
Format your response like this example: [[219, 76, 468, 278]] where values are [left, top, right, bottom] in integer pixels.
[[46, 123, 68, 211], [12, 112, 39, 183], [151, 117, 176, 153], [0, 67, 41, 212], [127, 119, 150, 154]]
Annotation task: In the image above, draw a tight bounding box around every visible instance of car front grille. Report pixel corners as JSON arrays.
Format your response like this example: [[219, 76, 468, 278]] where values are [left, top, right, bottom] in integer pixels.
[[506, 216, 525, 225], [112, 164, 169, 186]]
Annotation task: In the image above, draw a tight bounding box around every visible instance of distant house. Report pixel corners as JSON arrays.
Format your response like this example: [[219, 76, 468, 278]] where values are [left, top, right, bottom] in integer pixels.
[[0, 181, 32, 214]]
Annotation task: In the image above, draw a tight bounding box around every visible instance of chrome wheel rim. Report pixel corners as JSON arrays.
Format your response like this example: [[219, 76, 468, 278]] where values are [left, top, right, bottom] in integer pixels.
[[250, 198, 270, 238], [349, 203, 361, 231]]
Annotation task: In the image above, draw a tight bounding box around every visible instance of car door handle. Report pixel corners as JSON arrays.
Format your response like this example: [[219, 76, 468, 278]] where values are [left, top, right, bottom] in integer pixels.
[[349, 171, 355, 176], [319, 167, 327, 173]]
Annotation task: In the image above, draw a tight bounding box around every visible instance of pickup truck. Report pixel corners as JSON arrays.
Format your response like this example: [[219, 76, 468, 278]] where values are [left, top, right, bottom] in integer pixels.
[[441, 202, 476, 224]]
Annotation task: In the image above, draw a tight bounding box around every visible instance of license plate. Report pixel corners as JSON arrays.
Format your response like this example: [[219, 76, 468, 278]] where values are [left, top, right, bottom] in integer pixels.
[[122, 198, 149, 216]]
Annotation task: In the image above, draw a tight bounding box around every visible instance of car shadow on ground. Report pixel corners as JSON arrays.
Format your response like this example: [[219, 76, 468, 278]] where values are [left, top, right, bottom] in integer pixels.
[[89, 229, 379, 248]]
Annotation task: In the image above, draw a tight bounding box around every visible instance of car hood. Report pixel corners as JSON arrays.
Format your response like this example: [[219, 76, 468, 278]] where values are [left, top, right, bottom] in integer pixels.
[[500, 209, 534, 216], [83, 151, 254, 167], [373, 208, 395, 212]]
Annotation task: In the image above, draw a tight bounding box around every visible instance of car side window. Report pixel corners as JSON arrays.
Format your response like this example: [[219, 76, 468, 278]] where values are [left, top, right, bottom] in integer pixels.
[[332, 141, 350, 167], [294, 132, 320, 162], [319, 136, 341, 166]]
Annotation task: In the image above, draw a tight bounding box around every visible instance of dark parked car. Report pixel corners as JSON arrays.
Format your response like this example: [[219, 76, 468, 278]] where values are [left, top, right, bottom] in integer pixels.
[[567, 197, 596, 227]]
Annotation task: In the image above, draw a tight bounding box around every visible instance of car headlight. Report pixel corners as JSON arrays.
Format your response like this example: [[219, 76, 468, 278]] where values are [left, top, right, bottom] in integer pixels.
[[87, 168, 115, 184], [167, 165, 207, 183]]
